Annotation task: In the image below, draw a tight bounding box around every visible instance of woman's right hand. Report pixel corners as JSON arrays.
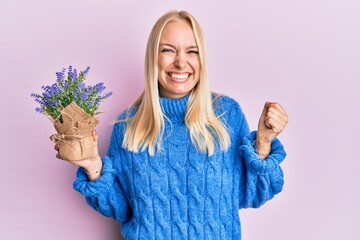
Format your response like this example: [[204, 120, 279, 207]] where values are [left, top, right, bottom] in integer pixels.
[[54, 130, 102, 181]]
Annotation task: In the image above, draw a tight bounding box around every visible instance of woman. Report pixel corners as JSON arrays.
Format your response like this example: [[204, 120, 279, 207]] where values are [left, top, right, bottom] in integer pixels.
[[55, 10, 288, 239]]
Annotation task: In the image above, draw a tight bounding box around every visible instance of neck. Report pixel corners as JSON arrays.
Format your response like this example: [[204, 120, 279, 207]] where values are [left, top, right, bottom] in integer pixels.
[[159, 94, 190, 122]]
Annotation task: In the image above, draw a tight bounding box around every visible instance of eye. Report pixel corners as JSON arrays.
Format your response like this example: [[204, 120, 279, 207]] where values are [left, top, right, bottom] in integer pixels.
[[188, 49, 199, 54], [161, 48, 175, 53]]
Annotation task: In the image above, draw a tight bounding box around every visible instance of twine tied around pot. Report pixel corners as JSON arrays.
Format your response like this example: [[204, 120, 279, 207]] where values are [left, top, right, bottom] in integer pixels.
[[50, 102, 99, 161]]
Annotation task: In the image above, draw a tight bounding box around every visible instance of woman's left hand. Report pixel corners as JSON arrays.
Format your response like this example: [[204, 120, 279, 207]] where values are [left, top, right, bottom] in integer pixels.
[[256, 102, 288, 154]]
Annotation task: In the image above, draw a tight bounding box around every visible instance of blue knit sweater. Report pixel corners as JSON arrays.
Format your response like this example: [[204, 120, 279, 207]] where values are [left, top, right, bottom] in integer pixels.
[[73, 94, 286, 239]]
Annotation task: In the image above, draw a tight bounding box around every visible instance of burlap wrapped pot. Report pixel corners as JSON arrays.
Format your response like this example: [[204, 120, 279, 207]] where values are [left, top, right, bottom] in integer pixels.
[[50, 102, 99, 161]]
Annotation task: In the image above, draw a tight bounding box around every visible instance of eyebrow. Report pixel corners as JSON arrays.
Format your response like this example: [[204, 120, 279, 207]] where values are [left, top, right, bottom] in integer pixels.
[[159, 43, 198, 49]]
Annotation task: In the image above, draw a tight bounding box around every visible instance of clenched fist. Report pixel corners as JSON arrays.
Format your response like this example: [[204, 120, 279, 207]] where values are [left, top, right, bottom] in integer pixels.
[[256, 102, 288, 159]]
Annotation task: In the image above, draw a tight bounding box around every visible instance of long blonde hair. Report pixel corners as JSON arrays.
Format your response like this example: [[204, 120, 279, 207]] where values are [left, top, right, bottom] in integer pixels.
[[122, 10, 230, 156]]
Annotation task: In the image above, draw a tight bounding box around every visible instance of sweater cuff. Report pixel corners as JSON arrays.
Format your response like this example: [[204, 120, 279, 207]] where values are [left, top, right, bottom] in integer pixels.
[[73, 156, 117, 197], [239, 131, 286, 175]]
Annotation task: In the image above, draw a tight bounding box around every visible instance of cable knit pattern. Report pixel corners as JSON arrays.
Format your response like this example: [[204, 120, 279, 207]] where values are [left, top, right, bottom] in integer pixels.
[[73, 94, 286, 239]]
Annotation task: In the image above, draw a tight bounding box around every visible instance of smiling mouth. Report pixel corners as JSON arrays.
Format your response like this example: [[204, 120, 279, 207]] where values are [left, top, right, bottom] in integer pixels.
[[167, 72, 191, 80]]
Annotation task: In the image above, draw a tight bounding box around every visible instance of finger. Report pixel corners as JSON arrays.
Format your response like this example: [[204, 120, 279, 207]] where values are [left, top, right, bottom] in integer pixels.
[[265, 101, 287, 118], [55, 144, 60, 159], [260, 103, 268, 117], [261, 101, 274, 117], [92, 130, 98, 142], [264, 107, 284, 127], [265, 117, 283, 133], [272, 102, 288, 117], [265, 101, 276, 108], [266, 113, 288, 132], [266, 108, 288, 125], [266, 109, 289, 131]]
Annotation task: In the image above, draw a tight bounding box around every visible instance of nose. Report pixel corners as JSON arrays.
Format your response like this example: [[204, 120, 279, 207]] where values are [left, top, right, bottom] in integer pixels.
[[174, 54, 186, 69]]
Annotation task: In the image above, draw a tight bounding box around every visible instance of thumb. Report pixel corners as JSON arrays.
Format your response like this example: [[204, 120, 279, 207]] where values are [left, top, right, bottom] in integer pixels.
[[260, 102, 275, 129], [91, 130, 98, 143], [261, 102, 275, 116], [91, 130, 100, 159]]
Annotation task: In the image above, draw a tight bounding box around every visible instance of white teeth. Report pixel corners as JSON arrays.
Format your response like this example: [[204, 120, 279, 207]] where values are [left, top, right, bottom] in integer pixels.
[[170, 73, 189, 79]]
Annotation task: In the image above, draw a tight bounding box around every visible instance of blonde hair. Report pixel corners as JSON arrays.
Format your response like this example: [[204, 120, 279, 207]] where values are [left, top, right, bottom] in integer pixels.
[[122, 10, 230, 155]]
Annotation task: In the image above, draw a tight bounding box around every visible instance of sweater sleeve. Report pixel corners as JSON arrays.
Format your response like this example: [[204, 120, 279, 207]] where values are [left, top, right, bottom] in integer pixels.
[[239, 131, 286, 209], [223, 98, 286, 209], [73, 120, 131, 222]]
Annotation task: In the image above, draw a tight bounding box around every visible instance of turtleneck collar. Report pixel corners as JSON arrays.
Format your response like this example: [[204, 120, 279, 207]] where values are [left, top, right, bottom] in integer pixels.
[[159, 94, 190, 122]]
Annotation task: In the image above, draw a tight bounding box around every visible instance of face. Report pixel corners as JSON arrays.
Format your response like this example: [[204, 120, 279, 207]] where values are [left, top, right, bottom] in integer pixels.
[[158, 20, 200, 99]]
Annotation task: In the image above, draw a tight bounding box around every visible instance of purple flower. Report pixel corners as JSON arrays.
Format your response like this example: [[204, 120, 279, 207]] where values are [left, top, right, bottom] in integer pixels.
[[72, 69, 78, 81], [87, 99, 95, 108], [74, 87, 80, 97], [74, 82, 85, 98], [68, 66, 77, 82], [94, 98, 101, 107], [42, 92, 50, 99], [102, 92, 113, 99], [83, 66, 90, 75], [47, 87, 56, 97], [68, 65, 73, 76], [31, 93, 40, 98], [78, 82, 85, 89], [43, 99, 52, 107], [52, 83, 61, 97], [56, 68, 66, 81], [94, 82, 105, 93], [81, 91, 89, 101], [32, 65, 112, 118], [86, 86, 94, 95], [35, 98, 45, 105], [35, 107, 44, 113], [42, 85, 51, 93]]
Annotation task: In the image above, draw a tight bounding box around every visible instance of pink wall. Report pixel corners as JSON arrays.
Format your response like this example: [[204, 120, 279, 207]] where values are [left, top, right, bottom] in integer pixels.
[[1, 0, 359, 239]]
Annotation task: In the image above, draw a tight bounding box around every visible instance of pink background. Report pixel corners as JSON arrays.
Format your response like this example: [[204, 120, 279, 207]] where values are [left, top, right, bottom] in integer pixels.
[[1, 0, 359, 239]]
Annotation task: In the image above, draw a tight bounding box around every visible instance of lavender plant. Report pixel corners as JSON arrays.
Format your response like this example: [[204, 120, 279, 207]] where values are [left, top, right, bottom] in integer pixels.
[[31, 66, 112, 122]]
